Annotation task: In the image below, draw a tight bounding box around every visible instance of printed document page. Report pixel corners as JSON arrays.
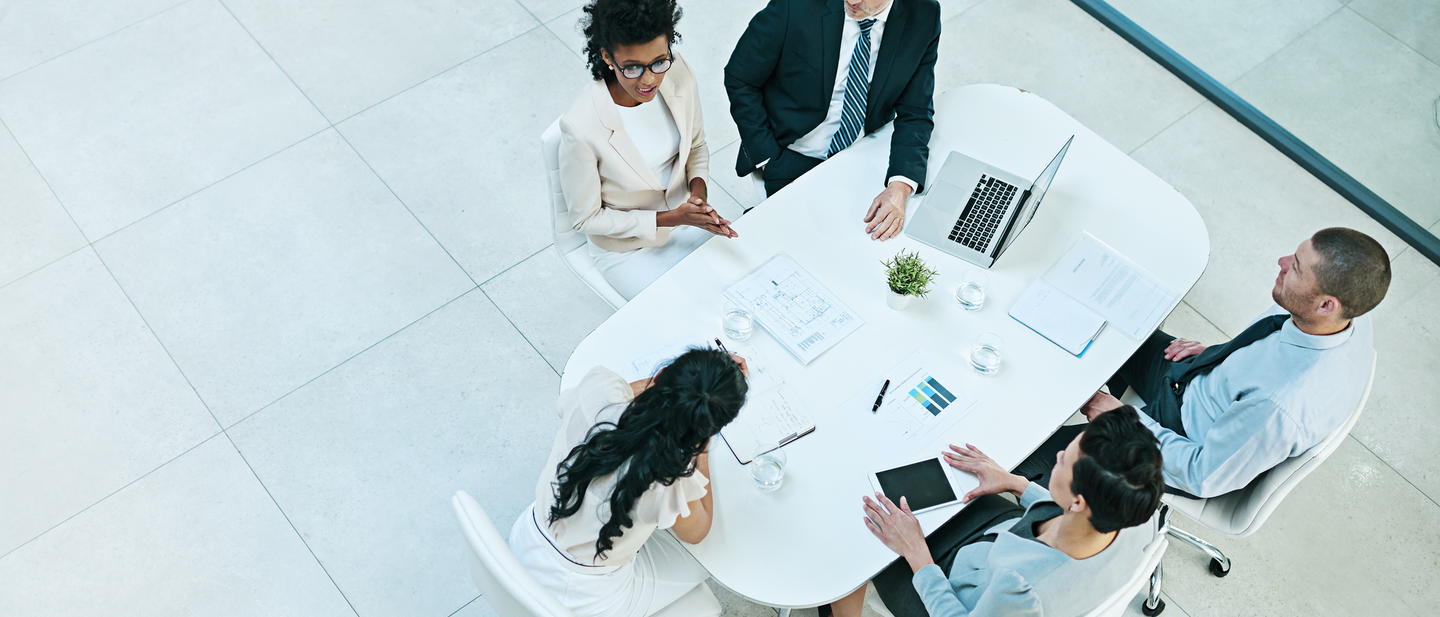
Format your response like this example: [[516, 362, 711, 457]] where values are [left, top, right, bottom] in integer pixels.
[[1009, 280, 1106, 356], [724, 254, 864, 365], [838, 351, 978, 461], [1045, 233, 1177, 340]]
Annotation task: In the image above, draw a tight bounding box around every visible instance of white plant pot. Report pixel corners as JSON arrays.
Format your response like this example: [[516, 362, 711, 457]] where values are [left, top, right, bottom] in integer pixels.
[[886, 288, 913, 310]]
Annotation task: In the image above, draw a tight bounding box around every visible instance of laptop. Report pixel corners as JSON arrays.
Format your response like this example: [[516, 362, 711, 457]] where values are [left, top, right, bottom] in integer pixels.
[[905, 136, 1073, 268]]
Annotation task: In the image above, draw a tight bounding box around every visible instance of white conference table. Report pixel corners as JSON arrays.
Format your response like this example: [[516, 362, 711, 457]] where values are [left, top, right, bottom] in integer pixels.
[[560, 84, 1210, 609]]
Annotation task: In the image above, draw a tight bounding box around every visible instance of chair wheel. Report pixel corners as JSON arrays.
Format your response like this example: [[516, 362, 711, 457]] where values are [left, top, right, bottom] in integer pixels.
[[1142, 598, 1166, 616], [1209, 558, 1230, 578]]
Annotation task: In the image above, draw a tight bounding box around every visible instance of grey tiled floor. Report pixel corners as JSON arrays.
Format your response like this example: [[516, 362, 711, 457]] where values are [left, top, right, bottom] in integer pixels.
[[1110, 0, 1440, 245], [1, 1, 1437, 616]]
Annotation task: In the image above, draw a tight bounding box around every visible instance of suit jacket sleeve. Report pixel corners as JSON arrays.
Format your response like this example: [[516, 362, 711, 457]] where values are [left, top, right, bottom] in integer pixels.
[[887, 15, 939, 191], [558, 118, 659, 242], [724, 0, 788, 173]]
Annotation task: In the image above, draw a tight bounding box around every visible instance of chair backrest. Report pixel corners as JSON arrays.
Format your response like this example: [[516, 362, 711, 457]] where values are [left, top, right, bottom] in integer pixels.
[[1082, 514, 1169, 617], [452, 492, 574, 617], [1181, 351, 1378, 537], [540, 118, 628, 310], [541, 119, 587, 256]]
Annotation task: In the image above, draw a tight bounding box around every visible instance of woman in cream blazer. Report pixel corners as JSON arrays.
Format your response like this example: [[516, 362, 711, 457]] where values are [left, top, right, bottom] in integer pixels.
[[558, 0, 735, 300]]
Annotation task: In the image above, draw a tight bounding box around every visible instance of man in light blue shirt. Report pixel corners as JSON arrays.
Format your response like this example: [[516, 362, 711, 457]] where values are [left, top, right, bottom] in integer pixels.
[[1015, 227, 1390, 499]]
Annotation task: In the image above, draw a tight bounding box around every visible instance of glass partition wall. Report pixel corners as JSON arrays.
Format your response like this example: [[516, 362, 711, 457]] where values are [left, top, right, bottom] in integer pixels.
[[1075, 0, 1440, 264]]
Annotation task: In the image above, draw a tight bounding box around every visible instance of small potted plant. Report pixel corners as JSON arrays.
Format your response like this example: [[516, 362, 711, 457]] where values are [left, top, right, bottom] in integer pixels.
[[881, 249, 938, 310]]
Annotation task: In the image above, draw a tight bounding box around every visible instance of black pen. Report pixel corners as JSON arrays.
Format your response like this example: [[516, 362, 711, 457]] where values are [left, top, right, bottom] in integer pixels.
[[714, 338, 729, 353], [871, 380, 890, 413]]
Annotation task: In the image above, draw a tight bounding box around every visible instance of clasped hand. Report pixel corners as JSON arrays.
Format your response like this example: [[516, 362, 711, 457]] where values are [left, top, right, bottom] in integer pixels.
[[659, 196, 737, 238]]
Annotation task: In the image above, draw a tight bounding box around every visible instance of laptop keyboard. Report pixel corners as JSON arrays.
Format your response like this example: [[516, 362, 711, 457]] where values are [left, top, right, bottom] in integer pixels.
[[948, 175, 1017, 253]]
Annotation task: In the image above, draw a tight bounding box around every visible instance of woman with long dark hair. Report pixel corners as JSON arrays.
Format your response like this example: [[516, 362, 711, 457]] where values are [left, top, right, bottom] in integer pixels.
[[558, 0, 737, 301], [510, 348, 747, 616]]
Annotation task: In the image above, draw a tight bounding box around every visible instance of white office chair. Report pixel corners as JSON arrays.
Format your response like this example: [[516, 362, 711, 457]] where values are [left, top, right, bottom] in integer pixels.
[[863, 510, 1171, 617], [451, 491, 721, 617], [1122, 352, 1376, 589], [540, 119, 628, 310]]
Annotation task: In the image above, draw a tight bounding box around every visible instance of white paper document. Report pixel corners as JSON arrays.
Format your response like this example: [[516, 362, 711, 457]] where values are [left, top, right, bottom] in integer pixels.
[[838, 351, 978, 460], [724, 254, 864, 365], [1009, 280, 1107, 356], [625, 331, 713, 381], [720, 384, 815, 464], [1044, 233, 1178, 340]]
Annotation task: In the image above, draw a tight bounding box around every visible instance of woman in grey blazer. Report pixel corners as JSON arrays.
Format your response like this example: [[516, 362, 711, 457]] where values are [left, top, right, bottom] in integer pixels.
[[830, 407, 1166, 617]]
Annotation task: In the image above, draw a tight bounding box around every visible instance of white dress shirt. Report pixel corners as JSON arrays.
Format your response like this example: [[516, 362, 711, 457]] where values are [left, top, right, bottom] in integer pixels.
[[1138, 305, 1374, 497], [765, 1, 917, 191]]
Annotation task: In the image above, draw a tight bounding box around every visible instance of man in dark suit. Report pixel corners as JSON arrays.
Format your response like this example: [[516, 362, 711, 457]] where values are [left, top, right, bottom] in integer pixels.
[[725, 0, 940, 241]]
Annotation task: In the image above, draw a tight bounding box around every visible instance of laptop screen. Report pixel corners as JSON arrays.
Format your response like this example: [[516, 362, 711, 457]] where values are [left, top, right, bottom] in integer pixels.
[[994, 136, 1074, 261]]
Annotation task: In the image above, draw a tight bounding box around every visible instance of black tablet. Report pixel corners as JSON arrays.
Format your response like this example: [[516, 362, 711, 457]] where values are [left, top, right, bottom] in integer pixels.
[[868, 457, 963, 514]]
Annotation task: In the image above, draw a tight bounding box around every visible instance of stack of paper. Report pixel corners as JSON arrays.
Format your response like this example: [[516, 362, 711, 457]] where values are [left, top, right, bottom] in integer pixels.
[[1010, 232, 1178, 355]]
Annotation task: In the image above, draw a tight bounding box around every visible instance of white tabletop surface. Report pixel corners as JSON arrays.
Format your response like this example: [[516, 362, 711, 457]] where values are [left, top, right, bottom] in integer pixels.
[[560, 84, 1210, 608]]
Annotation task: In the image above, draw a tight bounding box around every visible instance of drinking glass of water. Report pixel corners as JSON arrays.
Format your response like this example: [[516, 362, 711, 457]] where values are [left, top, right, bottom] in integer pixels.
[[723, 302, 753, 341], [954, 268, 988, 311], [749, 445, 786, 491], [970, 332, 1004, 376]]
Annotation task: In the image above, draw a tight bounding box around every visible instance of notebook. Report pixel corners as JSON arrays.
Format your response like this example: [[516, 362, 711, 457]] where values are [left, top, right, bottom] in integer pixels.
[[1009, 279, 1107, 356]]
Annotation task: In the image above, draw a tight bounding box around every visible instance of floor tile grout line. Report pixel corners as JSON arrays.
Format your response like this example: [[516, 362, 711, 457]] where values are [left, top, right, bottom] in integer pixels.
[[447, 595, 482, 617], [220, 285, 481, 432], [0, 431, 226, 561], [1182, 299, 1234, 340], [1125, 100, 1204, 157], [1347, 434, 1440, 510], [1220, 3, 1348, 90], [0, 116, 94, 288], [329, 22, 547, 127], [216, 0, 337, 126], [479, 243, 555, 288], [0, 244, 88, 293], [84, 125, 333, 246], [0, 0, 196, 86], [331, 128, 482, 288], [89, 248, 227, 434], [481, 288, 561, 377], [541, 14, 585, 61], [1344, 7, 1440, 77], [220, 432, 362, 617]]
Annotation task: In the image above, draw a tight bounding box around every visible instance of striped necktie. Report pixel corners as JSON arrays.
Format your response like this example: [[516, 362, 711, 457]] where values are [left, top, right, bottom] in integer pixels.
[[826, 18, 877, 158]]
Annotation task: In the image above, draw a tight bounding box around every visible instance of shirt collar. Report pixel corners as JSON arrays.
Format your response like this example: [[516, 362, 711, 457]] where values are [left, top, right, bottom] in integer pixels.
[[1278, 316, 1354, 350], [847, 0, 894, 24]]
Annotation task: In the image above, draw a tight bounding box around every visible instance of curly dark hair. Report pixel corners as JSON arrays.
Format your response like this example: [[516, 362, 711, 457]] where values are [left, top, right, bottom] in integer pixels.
[[580, 0, 683, 81], [548, 348, 746, 560]]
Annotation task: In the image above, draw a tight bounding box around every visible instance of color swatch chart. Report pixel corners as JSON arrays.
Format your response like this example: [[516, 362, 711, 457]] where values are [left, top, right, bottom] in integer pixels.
[[908, 376, 958, 416], [840, 351, 979, 459]]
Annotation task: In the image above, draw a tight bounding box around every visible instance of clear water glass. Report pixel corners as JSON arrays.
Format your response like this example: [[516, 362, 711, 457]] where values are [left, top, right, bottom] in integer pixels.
[[954, 268, 988, 311], [723, 304, 753, 341], [749, 446, 786, 491], [970, 332, 1004, 376]]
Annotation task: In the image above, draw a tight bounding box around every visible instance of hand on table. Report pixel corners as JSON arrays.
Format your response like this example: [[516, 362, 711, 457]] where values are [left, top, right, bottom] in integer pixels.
[[1163, 338, 1207, 361], [862, 493, 934, 572], [660, 200, 737, 238], [943, 444, 1028, 502], [1082, 390, 1124, 421], [863, 182, 912, 241]]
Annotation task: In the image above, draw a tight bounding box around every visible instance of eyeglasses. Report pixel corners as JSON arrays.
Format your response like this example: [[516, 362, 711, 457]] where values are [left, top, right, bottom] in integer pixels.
[[615, 57, 672, 80]]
